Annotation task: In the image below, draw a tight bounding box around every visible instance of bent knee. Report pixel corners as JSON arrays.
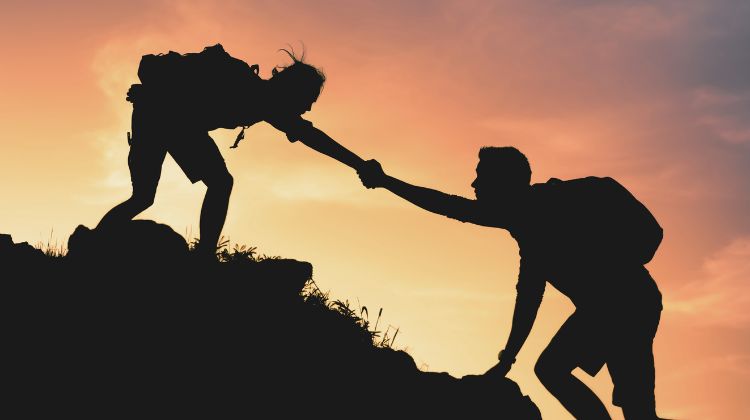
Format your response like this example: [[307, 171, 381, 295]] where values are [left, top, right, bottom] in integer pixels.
[[130, 192, 155, 209], [535, 355, 569, 386], [204, 171, 233, 190], [534, 358, 551, 383]]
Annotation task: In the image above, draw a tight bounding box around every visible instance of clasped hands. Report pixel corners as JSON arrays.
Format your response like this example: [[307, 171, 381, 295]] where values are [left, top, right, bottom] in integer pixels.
[[357, 160, 515, 380], [357, 159, 387, 189]]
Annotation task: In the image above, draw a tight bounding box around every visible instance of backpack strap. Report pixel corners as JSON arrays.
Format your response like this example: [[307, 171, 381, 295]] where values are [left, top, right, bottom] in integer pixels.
[[229, 63, 261, 149], [230, 126, 248, 149]]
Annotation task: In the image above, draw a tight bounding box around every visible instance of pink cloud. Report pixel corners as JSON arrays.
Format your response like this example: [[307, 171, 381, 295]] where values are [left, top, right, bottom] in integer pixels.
[[667, 236, 750, 326], [692, 87, 750, 145]]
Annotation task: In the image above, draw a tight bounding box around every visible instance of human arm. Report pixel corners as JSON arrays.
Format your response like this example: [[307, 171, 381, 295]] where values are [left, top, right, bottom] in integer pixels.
[[359, 160, 502, 227], [297, 126, 367, 170], [486, 257, 546, 377], [266, 117, 366, 171]]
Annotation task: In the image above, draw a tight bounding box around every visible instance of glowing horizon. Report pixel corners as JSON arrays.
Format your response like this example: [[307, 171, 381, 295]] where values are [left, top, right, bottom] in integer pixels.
[[2, 1, 749, 418]]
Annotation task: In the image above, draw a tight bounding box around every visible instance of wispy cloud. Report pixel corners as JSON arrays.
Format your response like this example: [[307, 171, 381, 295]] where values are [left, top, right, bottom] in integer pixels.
[[666, 236, 750, 327], [692, 87, 750, 145]]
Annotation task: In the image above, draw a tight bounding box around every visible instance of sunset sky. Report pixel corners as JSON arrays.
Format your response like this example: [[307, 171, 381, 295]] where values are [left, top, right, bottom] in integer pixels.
[[2, 1, 749, 418]]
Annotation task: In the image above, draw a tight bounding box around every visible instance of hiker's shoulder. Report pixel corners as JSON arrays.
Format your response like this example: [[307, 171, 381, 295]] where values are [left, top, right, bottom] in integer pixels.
[[527, 179, 561, 204], [529, 176, 602, 198]]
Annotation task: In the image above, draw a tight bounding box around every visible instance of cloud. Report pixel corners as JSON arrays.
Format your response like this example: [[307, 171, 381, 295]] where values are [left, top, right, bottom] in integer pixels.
[[691, 87, 750, 145], [666, 236, 750, 327], [245, 164, 365, 203]]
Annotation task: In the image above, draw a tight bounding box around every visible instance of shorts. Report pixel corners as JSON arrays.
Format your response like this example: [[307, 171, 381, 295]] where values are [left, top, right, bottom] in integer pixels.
[[127, 102, 228, 194], [544, 304, 661, 408]]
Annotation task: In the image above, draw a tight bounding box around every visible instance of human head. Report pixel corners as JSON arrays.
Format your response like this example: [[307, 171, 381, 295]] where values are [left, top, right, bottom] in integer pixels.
[[268, 47, 326, 116], [471, 146, 531, 201]]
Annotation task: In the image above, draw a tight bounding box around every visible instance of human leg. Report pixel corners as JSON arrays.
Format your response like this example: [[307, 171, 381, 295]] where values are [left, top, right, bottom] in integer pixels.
[[609, 307, 662, 420], [535, 312, 612, 420], [97, 189, 157, 229], [169, 132, 232, 257], [97, 106, 166, 230], [198, 168, 233, 257]]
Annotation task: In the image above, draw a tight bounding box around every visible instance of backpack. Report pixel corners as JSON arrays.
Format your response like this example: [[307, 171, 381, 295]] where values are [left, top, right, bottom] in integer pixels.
[[136, 44, 261, 143], [538, 176, 663, 266]]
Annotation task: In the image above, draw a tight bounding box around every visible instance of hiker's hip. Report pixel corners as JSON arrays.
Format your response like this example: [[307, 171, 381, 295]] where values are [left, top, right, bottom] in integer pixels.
[[131, 97, 205, 130], [555, 265, 663, 312]]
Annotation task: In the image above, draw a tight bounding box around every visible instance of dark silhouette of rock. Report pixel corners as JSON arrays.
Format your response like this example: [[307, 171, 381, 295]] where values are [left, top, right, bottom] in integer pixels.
[[0, 233, 12, 250], [2, 222, 540, 419], [0, 234, 45, 265], [67, 219, 189, 264]]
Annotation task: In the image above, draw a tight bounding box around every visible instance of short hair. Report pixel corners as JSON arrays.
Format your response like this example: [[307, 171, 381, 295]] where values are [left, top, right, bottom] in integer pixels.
[[270, 46, 326, 101], [478, 146, 532, 185]]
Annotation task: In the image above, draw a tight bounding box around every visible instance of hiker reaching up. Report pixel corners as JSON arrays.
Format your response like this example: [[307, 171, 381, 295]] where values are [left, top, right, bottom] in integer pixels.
[[358, 148, 664, 420], [97, 44, 368, 259]]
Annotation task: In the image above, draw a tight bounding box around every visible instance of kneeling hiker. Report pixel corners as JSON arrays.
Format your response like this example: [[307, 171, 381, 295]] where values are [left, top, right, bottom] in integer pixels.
[[358, 147, 663, 420], [98, 44, 369, 259]]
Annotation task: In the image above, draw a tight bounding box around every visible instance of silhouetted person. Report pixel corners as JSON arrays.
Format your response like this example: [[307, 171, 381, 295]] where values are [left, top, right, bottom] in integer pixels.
[[97, 44, 368, 259], [359, 147, 663, 420]]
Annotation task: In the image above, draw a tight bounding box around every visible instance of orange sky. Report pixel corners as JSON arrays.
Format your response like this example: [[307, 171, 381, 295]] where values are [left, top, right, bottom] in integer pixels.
[[2, 1, 749, 418]]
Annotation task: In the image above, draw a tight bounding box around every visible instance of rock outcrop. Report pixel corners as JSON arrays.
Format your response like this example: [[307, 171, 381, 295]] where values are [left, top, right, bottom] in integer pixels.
[[2, 221, 540, 418]]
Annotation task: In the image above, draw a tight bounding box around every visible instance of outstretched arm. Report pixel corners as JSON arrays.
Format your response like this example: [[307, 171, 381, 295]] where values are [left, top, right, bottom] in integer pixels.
[[360, 160, 502, 227], [266, 117, 366, 171], [297, 126, 366, 170], [381, 173, 477, 220]]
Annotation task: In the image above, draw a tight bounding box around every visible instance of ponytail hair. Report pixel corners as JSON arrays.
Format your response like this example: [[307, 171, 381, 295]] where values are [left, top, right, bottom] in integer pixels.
[[270, 43, 326, 100]]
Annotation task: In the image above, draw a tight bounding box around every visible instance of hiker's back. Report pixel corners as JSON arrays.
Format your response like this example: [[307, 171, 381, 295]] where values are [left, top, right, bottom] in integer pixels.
[[527, 176, 663, 305], [136, 44, 262, 130], [535, 176, 662, 267], [517, 177, 663, 307]]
